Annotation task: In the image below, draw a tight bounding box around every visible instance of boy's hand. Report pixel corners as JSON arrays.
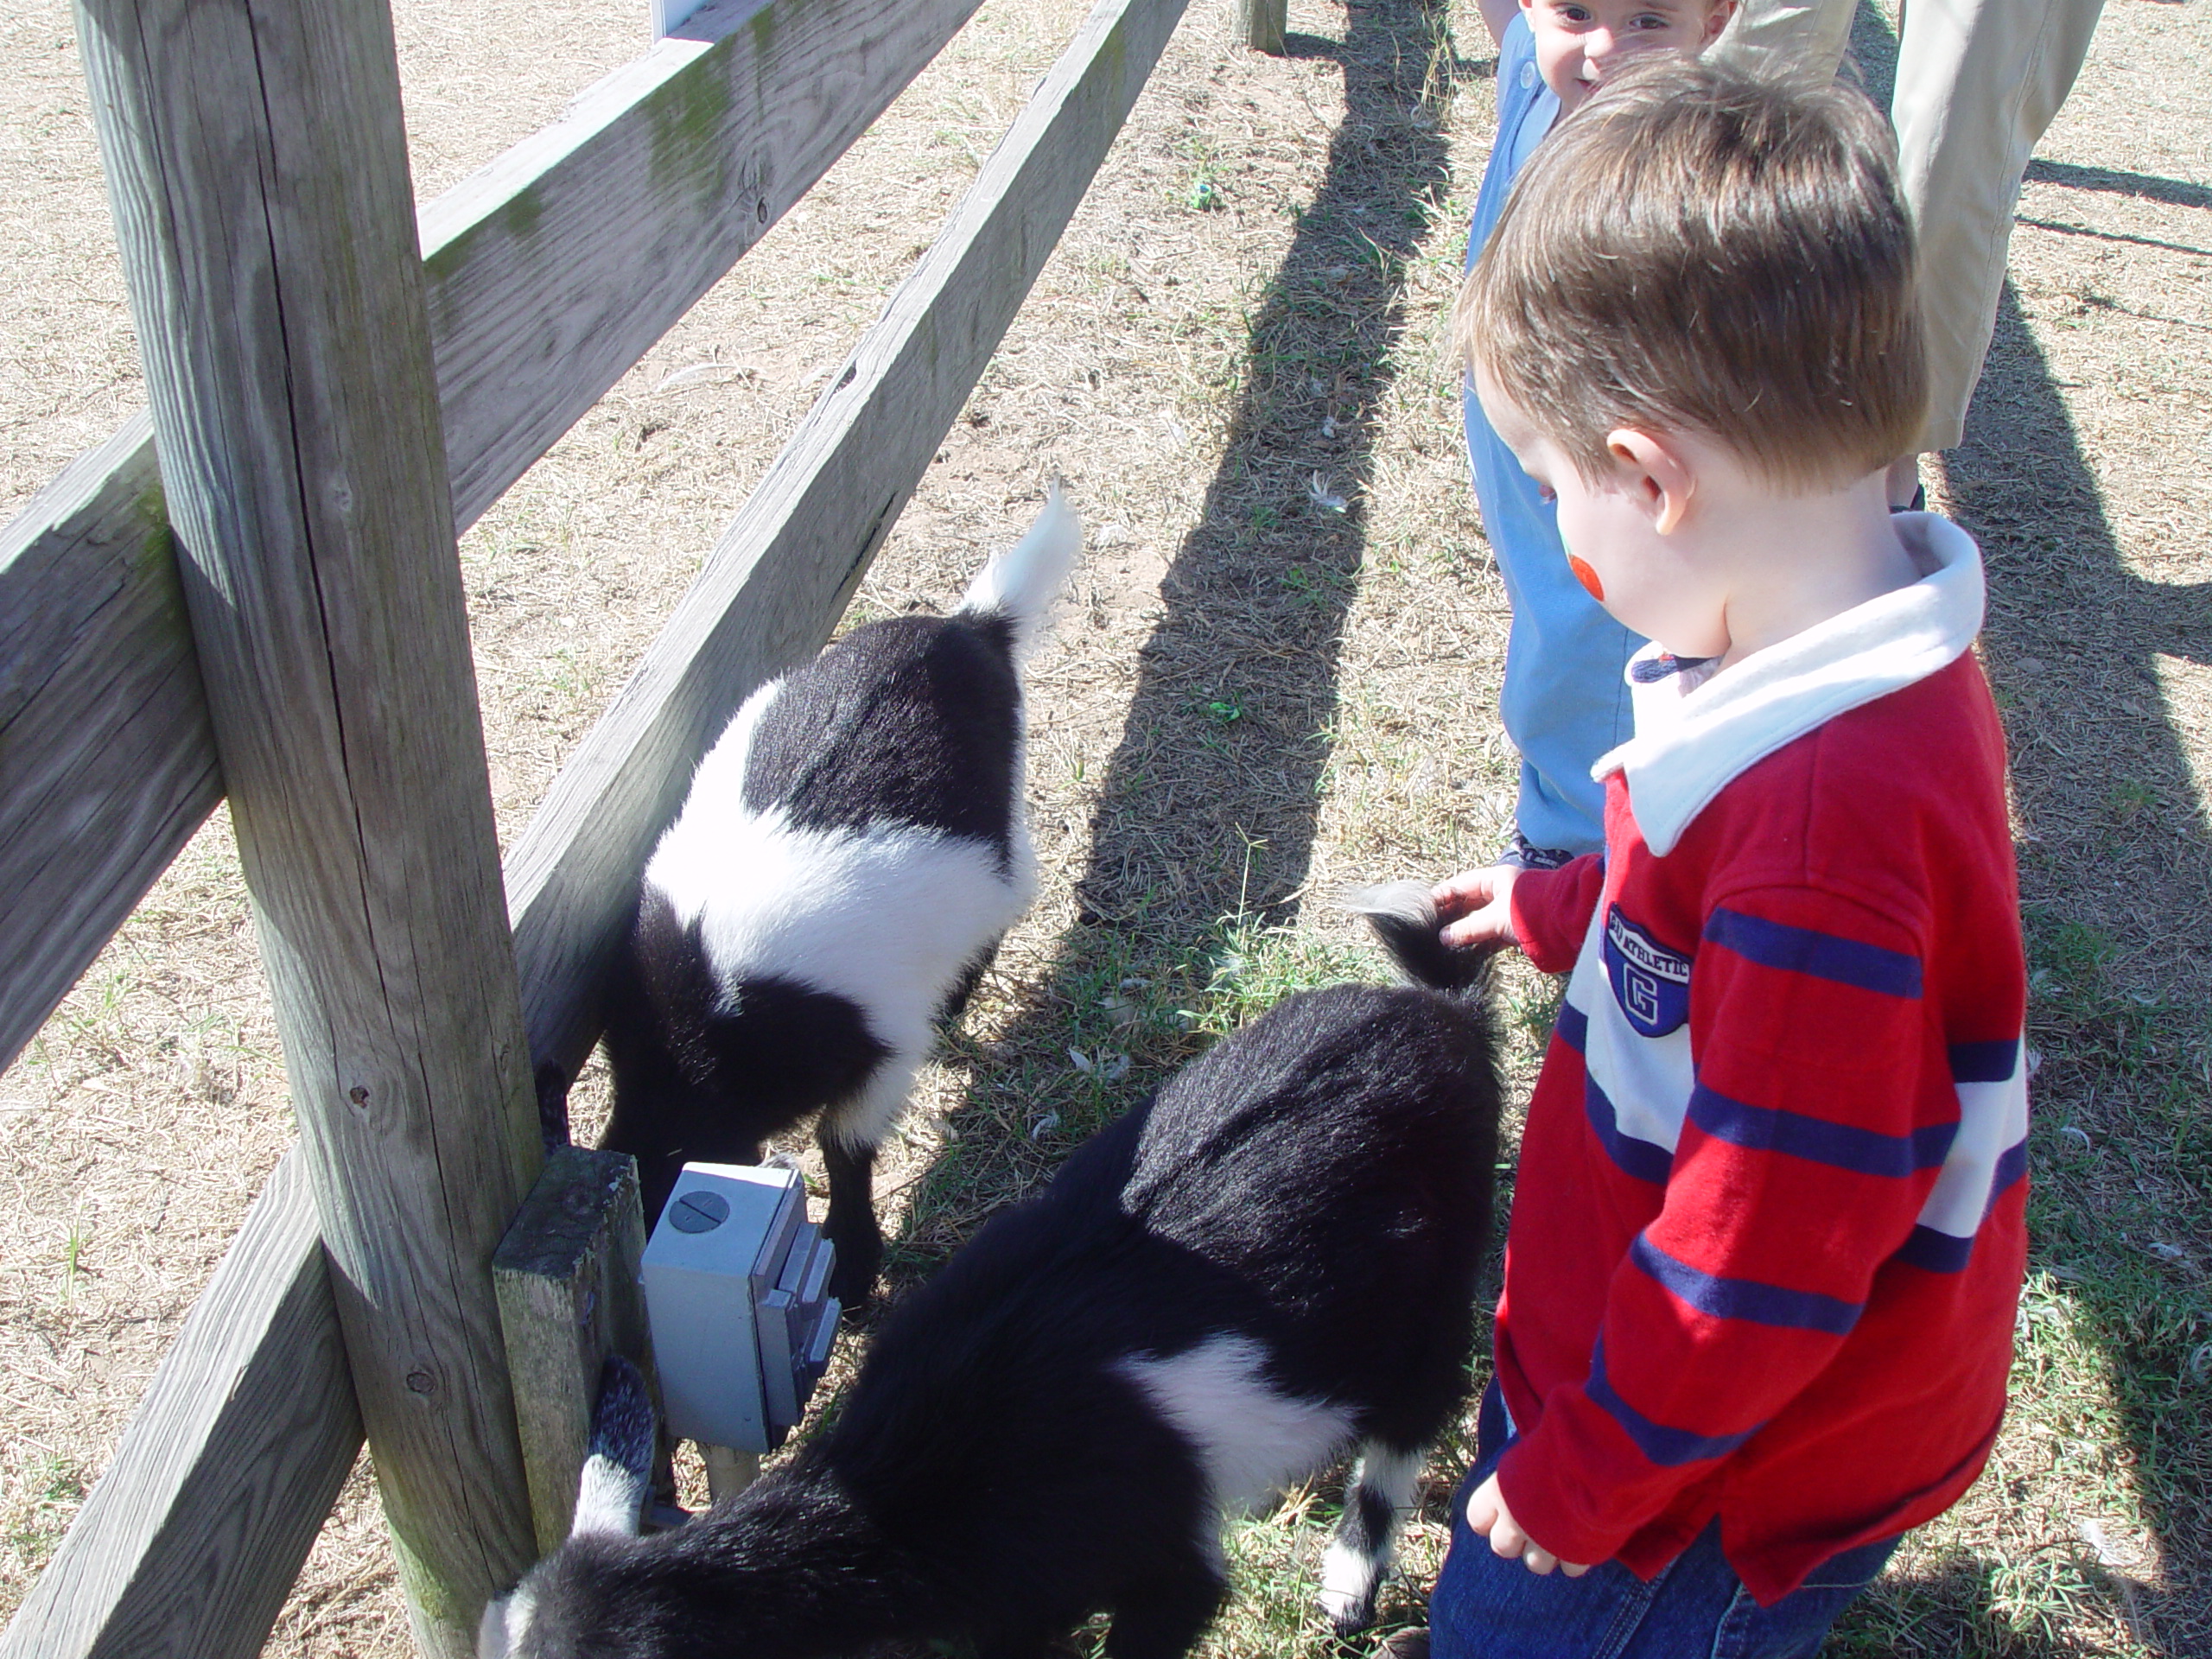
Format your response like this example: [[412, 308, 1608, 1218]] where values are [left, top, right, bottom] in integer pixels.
[[1465, 1473, 1590, 1578], [1433, 868, 1521, 951]]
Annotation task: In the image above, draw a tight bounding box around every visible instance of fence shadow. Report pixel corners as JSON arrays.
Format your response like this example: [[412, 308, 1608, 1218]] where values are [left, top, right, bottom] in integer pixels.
[[1834, 6, 2212, 1653], [1057, 5, 1454, 945], [877, 0, 1465, 1276], [1903, 281, 2212, 1659]]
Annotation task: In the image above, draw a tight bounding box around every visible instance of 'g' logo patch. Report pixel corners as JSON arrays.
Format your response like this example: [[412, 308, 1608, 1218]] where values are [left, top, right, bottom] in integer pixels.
[[1603, 906, 1691, 1038]]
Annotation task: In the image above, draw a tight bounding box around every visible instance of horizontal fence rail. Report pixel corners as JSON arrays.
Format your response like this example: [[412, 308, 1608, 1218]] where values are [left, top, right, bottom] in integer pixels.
[[0, 0, 983, 1080], [0, 419, 218, 1081], [420, 0, 988, 534], [0, 0, 1188, 1649]]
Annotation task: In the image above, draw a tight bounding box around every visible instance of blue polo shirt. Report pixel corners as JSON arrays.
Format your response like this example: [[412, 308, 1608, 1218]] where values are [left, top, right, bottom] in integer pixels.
[[1463, 16, 1642, 857]]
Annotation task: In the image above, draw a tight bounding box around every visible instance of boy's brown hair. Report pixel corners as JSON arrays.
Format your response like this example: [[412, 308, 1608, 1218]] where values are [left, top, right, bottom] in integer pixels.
[[1456, 56, 1925, 490]]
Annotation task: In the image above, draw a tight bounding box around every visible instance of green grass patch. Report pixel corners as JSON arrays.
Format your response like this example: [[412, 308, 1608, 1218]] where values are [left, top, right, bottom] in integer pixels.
[[2, 1453, 85, 1577]]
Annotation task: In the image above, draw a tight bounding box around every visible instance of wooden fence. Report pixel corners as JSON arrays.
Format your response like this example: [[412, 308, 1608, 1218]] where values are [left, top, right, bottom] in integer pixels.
[[0, 0, 1278, 1649]]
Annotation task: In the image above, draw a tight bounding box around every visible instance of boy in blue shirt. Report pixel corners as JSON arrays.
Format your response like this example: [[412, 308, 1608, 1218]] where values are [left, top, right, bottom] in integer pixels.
[[1466, 0, 1736, 863]]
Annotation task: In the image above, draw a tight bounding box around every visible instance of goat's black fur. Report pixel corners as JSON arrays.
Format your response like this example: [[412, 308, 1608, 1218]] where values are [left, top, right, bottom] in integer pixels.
[[490, 969, 1503, 1659], [595, 497, 1073, 1303], [738, 612, 1022, 868]]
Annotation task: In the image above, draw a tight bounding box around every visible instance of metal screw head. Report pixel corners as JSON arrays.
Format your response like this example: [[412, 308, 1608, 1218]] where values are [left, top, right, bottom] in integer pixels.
[[669, 1190, 729, 1234]]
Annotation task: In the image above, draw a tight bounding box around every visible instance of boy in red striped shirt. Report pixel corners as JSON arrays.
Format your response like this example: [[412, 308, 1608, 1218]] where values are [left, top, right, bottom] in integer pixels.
[[1414, 58, 2028, 1659]]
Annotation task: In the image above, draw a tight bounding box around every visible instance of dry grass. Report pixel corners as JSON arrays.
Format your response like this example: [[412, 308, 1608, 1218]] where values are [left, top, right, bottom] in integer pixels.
[[1, 0, 2208, 1654]]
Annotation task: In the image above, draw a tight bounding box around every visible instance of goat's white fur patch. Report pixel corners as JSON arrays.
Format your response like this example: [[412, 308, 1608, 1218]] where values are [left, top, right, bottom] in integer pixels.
[[1317, 1540, 1374, 1624], [645, 683, 1036, 1147], [478, 1582, 532, 1659], [1317, 1441, 1423, 1625], [636, 497, 1066, 1159], [1116, 1333, 1355, 1522]]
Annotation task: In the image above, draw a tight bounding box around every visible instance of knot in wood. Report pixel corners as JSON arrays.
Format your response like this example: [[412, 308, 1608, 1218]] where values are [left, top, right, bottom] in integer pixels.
[[405, 1369, 436, 1395]]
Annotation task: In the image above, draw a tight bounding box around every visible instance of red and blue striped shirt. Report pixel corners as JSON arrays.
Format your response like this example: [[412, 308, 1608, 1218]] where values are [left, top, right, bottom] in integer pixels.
[[1493, 518, 2028, 1603]]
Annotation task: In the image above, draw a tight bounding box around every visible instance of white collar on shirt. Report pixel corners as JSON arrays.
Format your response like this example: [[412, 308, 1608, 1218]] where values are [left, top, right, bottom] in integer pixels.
[[1592, 512, 1987, 855]]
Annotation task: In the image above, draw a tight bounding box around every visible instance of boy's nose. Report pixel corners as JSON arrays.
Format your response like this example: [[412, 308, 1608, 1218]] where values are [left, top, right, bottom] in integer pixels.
[[1584, 28, 1618, 67]]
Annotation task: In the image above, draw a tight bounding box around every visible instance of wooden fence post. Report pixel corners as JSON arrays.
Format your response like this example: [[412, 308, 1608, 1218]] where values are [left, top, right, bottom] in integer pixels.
[[493, 1147, 659, 1554], [73, 0, 543, 1651], [1238, 0, 1287, 54]]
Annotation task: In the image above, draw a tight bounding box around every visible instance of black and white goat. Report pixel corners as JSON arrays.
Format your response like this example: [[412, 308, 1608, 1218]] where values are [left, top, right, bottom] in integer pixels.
[[485, 892, 1501, 1659], [598, 492, 1078, 1304]]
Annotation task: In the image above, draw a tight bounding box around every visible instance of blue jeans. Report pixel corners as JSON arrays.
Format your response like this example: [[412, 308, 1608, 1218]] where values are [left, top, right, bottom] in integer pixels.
[[1428, 1389, 1897, 1659]]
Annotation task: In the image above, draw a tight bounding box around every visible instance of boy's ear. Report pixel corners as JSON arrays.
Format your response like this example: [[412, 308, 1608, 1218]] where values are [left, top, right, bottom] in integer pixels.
[[1605, 427, 1695, 535], [1700, 1, 1738, 49]]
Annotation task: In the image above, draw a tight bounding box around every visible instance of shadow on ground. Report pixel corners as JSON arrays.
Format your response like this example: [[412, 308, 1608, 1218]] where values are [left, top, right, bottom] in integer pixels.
[[1824, 7, 2212, 1656], [1052, 7, 1459, 943], [867, 0, 1471, 1295], [1885, 280, 2212, 1659], [1830, 1554, 2174, 1658], [872, 3, 2212, 1654]]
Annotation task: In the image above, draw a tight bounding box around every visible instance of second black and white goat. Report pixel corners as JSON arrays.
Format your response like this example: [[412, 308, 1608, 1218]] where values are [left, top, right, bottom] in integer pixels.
[[486, 899, 1503, 1659], [599, 492, 1077, 1303]]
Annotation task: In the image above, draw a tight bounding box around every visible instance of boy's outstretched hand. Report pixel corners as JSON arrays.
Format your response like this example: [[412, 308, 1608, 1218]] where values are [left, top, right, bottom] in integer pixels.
[[1465, 1472, 1590, 1577], [1432, 868, 1521, 951]]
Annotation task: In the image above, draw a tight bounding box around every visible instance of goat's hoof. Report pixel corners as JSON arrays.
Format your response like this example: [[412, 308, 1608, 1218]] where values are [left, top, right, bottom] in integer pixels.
[[823, 1226, 883, 1306], [826, 1259, 881, 1307]]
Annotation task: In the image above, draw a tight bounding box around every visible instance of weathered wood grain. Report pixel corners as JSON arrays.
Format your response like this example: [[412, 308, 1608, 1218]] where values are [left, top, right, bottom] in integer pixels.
[[505, 0, 1190, 1085], [0, 1149, 360, 1659], [493, 1146, 657, 1554], [423, 0, 986, 530], [73, 0, 543, 1650], [0, 0, 982, 1084], [0, 416, 219, 1077]]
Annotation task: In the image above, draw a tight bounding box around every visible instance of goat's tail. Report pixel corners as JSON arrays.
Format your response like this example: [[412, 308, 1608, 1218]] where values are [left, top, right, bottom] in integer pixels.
[[957, 484, 1080, 655], [1341, 881, 1500, 997], [571, 1355, 656, 1539]]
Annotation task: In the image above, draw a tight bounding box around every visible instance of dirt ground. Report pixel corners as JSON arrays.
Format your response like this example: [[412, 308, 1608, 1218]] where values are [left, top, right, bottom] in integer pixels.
[[1, 0, 2207, 1655]]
